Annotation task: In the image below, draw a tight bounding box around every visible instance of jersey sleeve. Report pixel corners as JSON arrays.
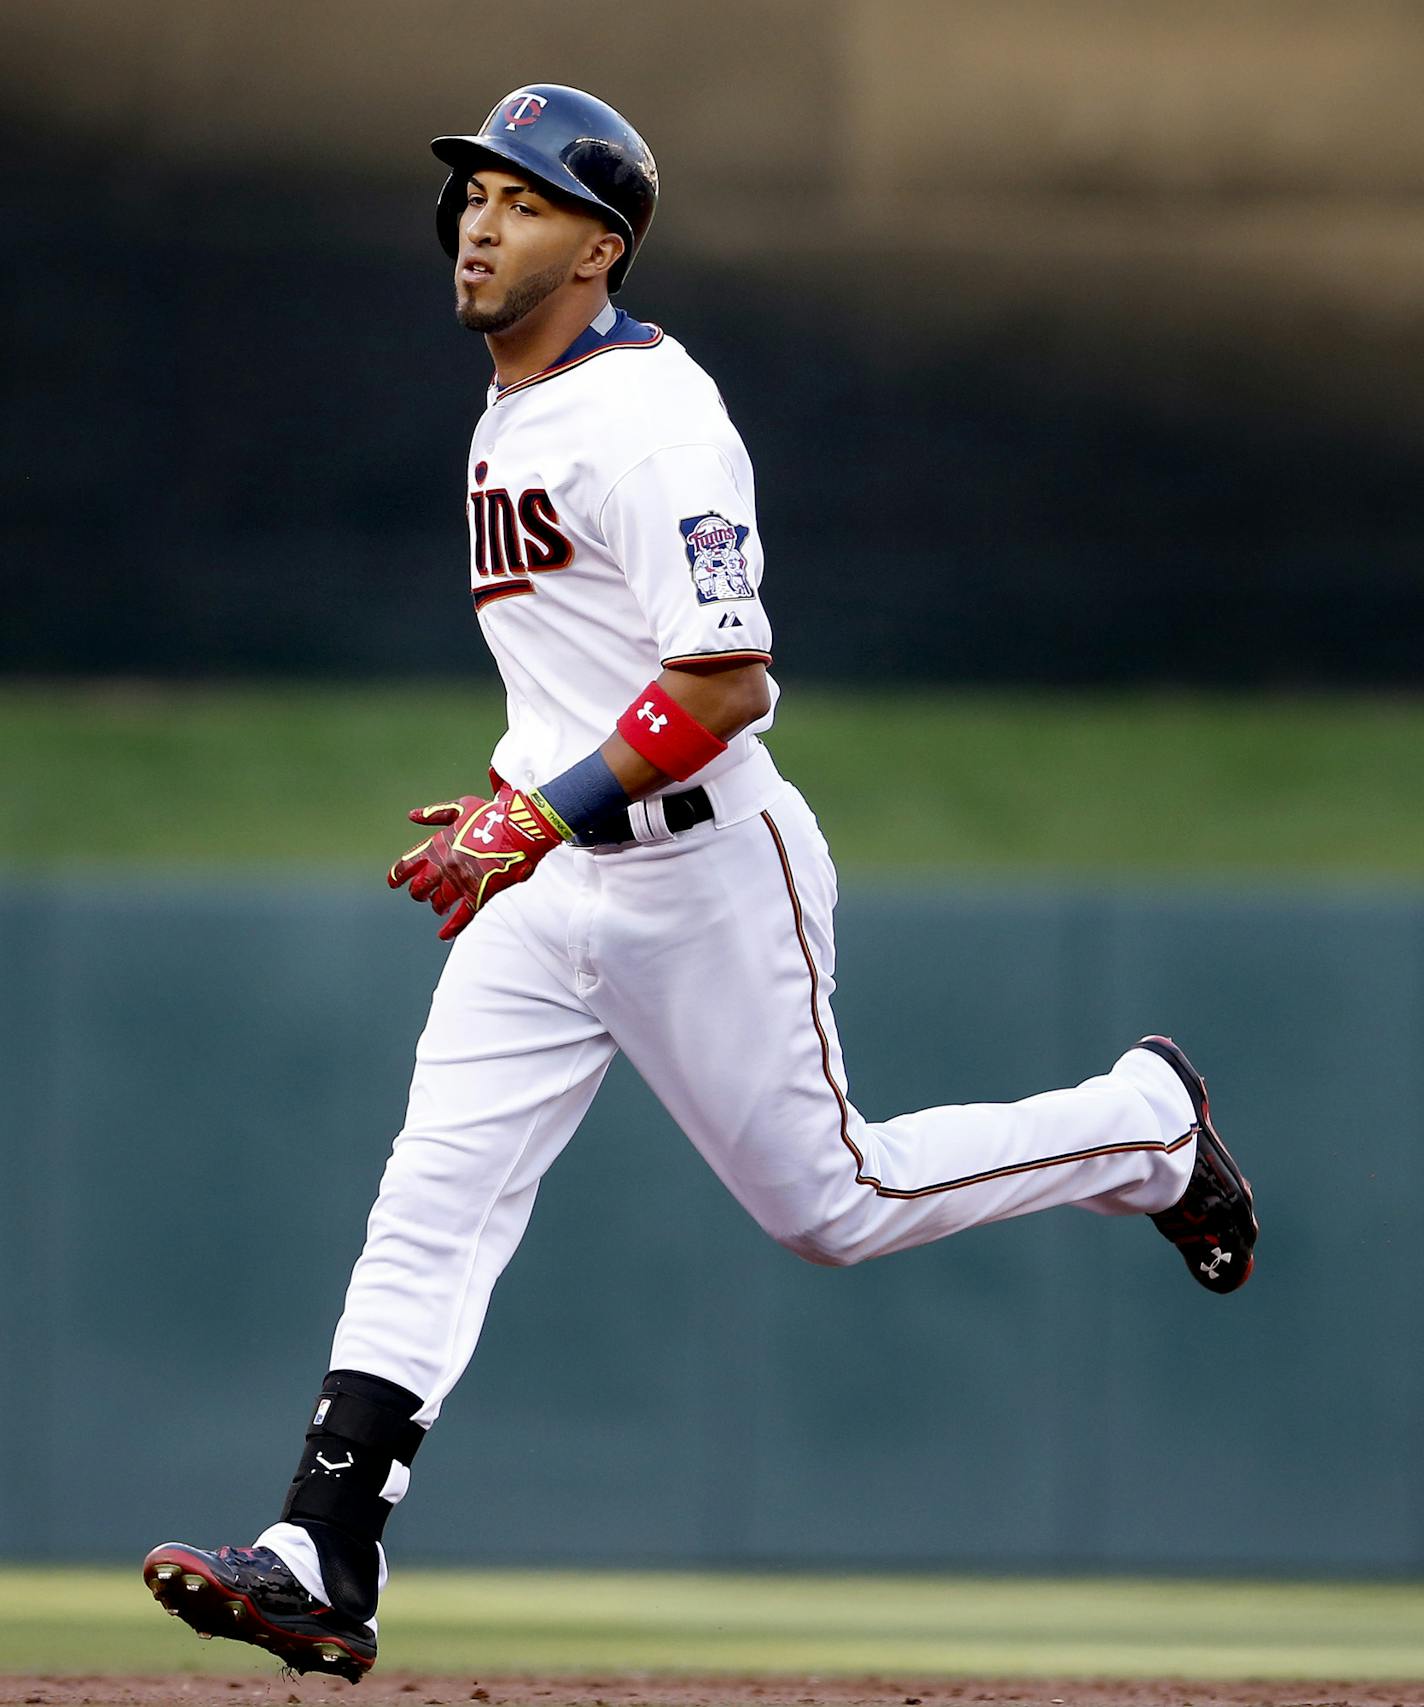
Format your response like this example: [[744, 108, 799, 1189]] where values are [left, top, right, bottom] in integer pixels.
[[599, 443, 774, 668]]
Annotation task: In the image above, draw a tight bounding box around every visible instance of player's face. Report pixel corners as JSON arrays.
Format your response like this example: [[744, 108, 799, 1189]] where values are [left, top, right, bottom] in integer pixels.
[[455, 171, 617, 334]]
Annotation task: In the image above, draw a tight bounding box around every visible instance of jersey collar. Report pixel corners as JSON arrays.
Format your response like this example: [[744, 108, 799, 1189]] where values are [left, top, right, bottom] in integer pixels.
[[491, 304, 663, 402]]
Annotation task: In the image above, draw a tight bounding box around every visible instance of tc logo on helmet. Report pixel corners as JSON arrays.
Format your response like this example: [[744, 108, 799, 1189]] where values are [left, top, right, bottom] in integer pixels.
[[501, 92, 548, 131]]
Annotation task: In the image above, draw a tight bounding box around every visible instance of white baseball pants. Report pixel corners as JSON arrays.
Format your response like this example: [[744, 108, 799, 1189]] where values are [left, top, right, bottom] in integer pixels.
[[327, 780, 1196, 1426]]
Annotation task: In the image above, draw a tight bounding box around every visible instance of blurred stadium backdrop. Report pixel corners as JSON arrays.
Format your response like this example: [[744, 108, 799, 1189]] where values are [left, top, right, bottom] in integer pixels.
[[3, 0, 1424, 1625]]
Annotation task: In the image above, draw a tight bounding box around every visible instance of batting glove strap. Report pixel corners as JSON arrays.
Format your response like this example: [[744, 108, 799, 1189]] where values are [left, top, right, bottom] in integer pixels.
[[616, 681, 727, 781], [524, 786, 577, 843]]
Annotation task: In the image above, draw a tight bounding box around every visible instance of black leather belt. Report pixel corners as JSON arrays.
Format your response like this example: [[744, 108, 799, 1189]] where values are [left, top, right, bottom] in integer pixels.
[[575, 786, 715, 847]]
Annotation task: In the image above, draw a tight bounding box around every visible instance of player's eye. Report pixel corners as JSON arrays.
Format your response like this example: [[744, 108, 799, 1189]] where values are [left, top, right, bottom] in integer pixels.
[[513, 202, 538, 216]]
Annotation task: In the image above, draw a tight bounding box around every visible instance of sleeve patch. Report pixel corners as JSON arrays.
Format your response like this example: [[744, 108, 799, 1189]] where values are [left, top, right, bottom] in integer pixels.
[[679, 512, 755, 603]]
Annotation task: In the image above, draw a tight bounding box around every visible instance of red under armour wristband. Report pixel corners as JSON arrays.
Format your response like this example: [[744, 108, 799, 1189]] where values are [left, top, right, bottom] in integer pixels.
[[616, 682, 728, 781]]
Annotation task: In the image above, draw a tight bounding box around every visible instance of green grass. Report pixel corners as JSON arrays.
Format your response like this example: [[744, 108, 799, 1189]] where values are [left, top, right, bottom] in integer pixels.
[[2, 1569, 1422, 1680], [1, 683, 1422, 879]]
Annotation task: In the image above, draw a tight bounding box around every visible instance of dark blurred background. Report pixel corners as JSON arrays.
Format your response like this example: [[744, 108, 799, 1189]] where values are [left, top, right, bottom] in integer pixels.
[[6, 0, 1423, 686]]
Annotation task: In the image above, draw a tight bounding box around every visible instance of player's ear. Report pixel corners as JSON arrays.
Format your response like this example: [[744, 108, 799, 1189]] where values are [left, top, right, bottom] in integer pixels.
[[575, 228, 625, 283]]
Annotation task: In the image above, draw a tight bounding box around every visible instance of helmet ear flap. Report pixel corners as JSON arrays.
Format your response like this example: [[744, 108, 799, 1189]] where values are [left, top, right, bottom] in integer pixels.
[[435, 174, 465, 259]]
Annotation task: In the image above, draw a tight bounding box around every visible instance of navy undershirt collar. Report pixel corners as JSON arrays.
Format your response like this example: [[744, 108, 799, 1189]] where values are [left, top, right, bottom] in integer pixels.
[[492, 303, 660, 399]]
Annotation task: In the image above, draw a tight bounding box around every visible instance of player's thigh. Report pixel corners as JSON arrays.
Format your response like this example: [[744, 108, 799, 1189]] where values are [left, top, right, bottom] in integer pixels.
[[399, 859, 615, 1188], [593, 787, 854, 1233]]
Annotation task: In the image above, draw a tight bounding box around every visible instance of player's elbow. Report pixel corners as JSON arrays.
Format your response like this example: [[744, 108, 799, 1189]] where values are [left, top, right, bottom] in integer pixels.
[[737, 665, 772, 727], [712, 663, 771, 739], [666, 659, 770, 740]]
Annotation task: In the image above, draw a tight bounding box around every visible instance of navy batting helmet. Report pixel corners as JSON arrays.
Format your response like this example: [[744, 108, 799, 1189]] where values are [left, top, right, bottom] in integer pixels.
[[432, 85, 658, 294]]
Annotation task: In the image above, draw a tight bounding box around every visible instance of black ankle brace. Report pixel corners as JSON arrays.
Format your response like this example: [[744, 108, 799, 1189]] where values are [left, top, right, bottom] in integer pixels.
[[280, 1368, 425, 1621]]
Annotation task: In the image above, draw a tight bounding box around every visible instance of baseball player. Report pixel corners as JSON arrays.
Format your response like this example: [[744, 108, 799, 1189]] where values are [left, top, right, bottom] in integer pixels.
[[143, 85, 1259, 1682]]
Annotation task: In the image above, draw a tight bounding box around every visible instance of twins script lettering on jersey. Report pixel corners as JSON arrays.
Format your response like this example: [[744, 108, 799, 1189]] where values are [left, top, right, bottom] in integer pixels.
[[468, 468, 575, 612], [469, 486, 574, 576]]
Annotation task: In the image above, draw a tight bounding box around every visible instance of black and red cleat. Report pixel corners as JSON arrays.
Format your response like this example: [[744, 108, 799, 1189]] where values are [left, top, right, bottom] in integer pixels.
[[1137, 1034, 1259, 1295], [142, 1542, 375, 1683]]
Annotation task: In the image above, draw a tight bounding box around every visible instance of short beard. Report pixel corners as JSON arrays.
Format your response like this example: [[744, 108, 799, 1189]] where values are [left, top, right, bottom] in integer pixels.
[[456, 258, 571, 334]]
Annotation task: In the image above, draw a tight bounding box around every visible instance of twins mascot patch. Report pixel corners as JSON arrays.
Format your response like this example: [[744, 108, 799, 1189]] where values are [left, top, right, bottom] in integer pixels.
[[680, 512, 753, 603]]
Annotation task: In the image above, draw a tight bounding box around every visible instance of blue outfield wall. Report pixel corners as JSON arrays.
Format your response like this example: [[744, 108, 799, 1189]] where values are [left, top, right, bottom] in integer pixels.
[[0, 879, 1420, 1574]]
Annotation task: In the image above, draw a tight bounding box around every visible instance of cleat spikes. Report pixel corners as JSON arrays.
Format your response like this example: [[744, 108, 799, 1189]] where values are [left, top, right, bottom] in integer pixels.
[[142, 1540, 375, 1679]]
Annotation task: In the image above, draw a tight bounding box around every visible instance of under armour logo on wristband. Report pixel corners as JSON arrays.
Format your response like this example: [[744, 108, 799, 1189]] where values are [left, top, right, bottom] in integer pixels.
[[618, 681, 727, 782]]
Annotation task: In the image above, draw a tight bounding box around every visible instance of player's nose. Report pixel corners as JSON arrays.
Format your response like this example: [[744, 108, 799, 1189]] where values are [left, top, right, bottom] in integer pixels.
[[462, 207, 499, 246]]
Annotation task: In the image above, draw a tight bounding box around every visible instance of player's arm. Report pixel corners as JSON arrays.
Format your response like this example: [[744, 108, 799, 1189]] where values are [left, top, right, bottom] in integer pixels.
[[597, 656, 770, 798], [527, 655, 766, 838], [388, 659, 768, 941]]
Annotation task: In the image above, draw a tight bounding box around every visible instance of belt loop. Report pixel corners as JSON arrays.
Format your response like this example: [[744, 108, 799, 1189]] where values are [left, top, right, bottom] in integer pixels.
[[630, 796, 673, 844]]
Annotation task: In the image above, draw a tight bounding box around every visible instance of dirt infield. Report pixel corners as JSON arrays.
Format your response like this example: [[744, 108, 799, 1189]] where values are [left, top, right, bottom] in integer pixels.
[[1, 1676, 1419, 1707]]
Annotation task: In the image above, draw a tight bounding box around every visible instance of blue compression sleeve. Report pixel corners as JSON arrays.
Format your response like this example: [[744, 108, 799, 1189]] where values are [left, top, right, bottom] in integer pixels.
[[535, 749, 631, 835]]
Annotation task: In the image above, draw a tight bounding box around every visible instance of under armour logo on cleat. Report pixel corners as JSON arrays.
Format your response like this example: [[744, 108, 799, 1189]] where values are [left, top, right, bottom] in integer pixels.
[[637, 702, 668, 733], [315, 1451, 355, 1473], [1199, 1247, 1232, 1279]]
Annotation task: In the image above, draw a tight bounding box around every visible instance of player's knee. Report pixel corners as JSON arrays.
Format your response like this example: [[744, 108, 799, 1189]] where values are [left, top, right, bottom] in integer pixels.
[[773, 1223, 865, 1269]]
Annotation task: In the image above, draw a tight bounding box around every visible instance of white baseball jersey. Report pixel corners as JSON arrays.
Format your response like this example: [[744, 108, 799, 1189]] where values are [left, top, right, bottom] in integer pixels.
[[466, 302, 781, 811]]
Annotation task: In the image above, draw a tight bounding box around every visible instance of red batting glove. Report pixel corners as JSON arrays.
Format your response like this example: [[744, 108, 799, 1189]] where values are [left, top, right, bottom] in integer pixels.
[[387, 785, 566, 940]]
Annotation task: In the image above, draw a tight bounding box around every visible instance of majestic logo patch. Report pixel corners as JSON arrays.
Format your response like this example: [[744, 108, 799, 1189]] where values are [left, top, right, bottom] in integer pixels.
[[501, 92, 547, 130], [680, 512, 753, 603]]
